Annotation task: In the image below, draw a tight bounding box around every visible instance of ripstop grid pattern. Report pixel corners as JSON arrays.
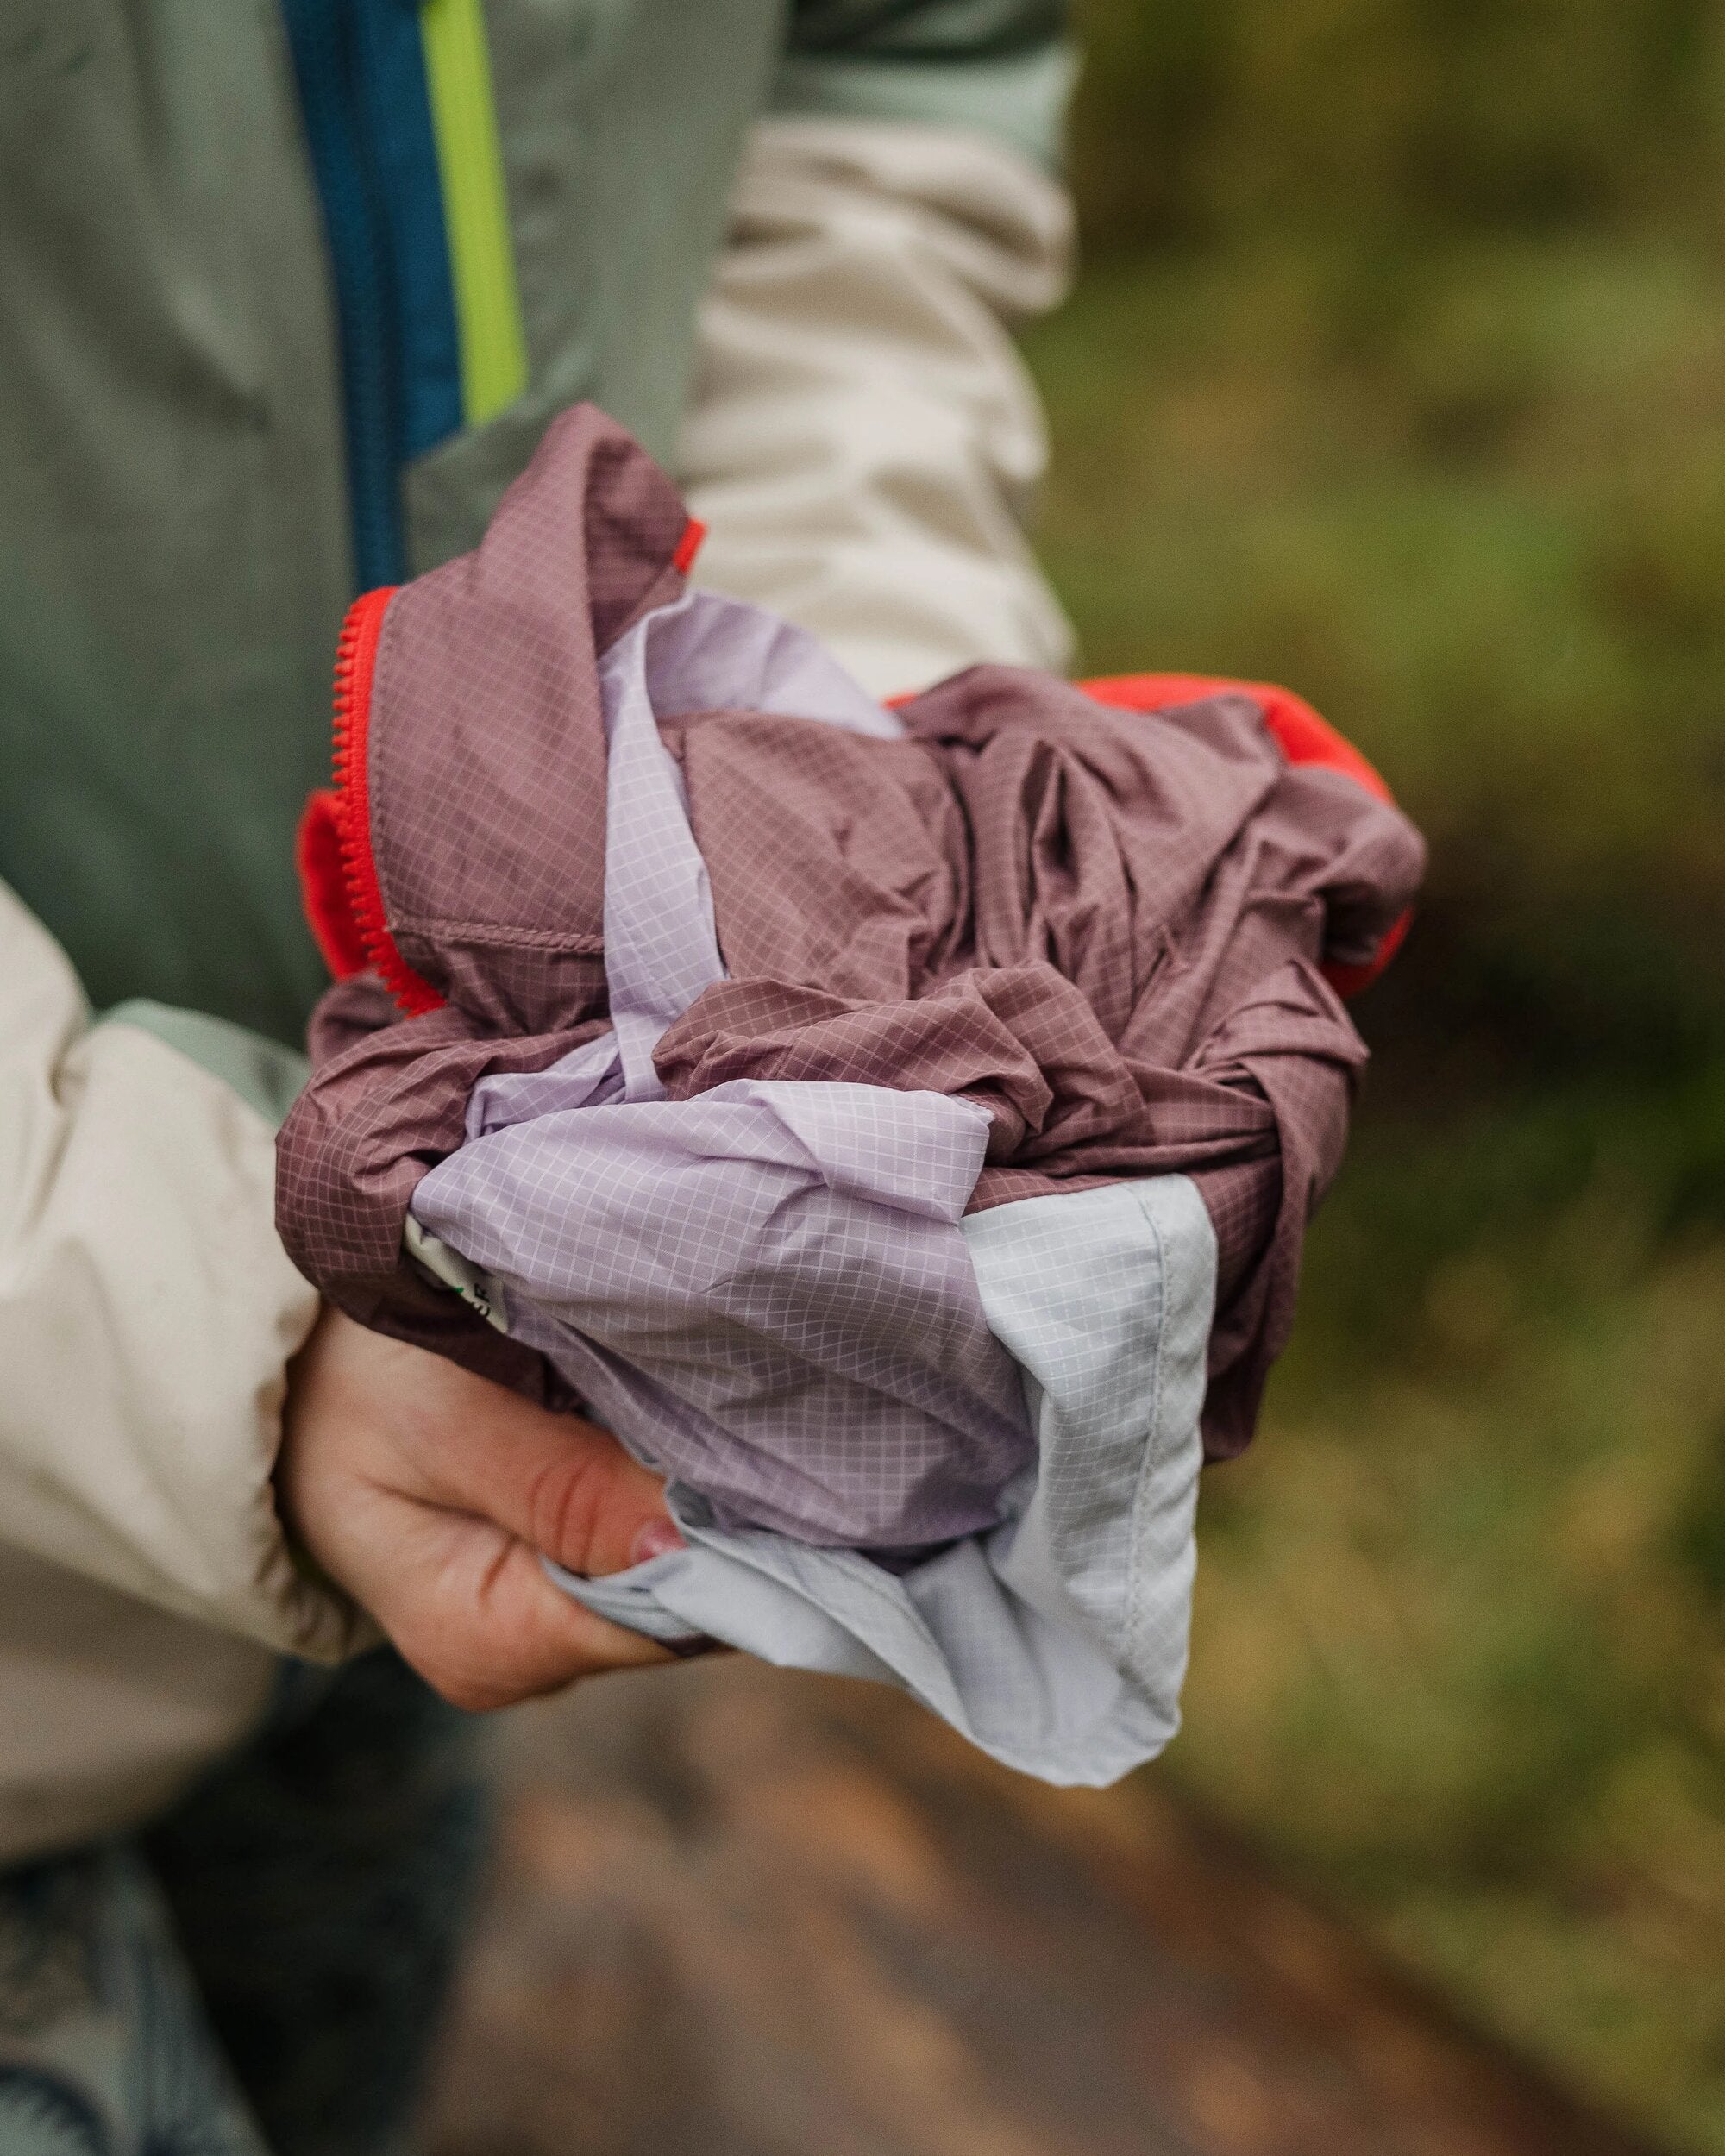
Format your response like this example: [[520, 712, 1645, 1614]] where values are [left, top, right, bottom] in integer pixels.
[[412, 585, 1034, 1547], [368, 408, 687, 1033], [554, 1173, 1218, 1786], [416, 1077, 1032, 1546], [285, 404, 1426, 1535]]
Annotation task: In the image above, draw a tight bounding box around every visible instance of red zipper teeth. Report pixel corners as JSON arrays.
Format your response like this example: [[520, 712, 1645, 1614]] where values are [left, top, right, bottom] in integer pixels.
[[329, 586, 446, 1018]]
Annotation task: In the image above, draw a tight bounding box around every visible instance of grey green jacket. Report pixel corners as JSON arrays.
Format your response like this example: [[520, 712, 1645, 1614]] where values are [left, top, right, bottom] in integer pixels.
[[0, 0, 1076, 1859], [1, 0, 1071, 1045]]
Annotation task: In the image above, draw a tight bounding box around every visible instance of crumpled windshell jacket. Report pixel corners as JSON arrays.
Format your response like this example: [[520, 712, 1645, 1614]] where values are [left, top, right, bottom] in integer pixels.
[[275, 406, 1424, 1779], [280, 406, 1423, 1474]]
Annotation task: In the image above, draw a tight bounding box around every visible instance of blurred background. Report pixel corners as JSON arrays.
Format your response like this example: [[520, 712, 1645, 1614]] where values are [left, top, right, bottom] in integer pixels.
[[1032, 0, 1725, 2145], [429, 8, 1725, 2152]]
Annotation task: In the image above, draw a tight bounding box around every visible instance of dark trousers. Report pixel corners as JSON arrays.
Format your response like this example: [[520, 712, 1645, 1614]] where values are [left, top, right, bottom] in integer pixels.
[[0, 1649, 488, 2156]]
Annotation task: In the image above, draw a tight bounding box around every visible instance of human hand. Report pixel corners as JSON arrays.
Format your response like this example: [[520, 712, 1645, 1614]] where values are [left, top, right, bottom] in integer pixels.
[[277, 1306, 682, 1709]]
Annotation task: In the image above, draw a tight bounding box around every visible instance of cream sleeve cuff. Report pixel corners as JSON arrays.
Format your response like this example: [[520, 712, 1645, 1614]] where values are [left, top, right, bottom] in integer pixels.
[[678, 116, 1076, 699], [0, 882, 356, 1662]]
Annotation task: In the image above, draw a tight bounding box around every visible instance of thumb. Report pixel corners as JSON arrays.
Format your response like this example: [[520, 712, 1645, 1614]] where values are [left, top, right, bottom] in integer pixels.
[[417, 1377, 681, 1579], [361, 1485, 675, 1712]]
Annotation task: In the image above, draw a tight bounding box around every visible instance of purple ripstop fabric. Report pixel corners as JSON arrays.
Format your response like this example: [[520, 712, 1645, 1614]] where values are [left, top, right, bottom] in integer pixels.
[[275, 404, 1428, 1535], [415, 1066, 1026, 1545], [409, 580, 1034, 1547]]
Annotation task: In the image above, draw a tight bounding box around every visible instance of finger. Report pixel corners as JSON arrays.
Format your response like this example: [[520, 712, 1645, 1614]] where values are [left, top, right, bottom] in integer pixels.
[[362, 1490, 674, 1712], [280, 1312, 681, 1707], [300, 1304, 678, 1578], [405, 1371, 681, 1579]]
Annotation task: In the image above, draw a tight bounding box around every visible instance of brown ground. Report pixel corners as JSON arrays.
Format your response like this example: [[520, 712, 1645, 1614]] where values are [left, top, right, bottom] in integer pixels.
[[422, 1658, 1671, 2156]]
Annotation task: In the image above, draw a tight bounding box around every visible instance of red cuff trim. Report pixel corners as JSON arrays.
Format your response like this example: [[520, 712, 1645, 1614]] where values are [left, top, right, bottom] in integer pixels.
[[297, 586, 447, 1018], [296, 788, 367, 980], [672, 517, 706, 577], [1079, 672, 1412, 997], [1080, 673, 1394, 800]]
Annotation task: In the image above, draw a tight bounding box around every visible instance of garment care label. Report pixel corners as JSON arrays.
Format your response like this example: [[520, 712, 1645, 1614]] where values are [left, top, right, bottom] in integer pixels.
[[403, 1214, 510, 1332]]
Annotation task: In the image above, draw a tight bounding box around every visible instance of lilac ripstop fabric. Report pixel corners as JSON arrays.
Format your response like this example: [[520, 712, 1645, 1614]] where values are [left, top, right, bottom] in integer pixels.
[[410, 590, 1038, 1549]]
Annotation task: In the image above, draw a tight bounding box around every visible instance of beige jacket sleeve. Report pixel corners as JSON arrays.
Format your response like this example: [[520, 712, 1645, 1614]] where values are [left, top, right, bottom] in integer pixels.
[[0, 881, 354, 1663], [678, 116, 1076, 698]]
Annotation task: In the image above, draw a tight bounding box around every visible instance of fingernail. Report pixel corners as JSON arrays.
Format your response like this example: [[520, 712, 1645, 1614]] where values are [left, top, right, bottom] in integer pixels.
[[630, 1517, 685, 1565]]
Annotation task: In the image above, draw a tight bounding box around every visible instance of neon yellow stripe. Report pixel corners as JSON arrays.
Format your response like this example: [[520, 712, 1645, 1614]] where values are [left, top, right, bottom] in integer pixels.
[[420, 0, 528, 426]]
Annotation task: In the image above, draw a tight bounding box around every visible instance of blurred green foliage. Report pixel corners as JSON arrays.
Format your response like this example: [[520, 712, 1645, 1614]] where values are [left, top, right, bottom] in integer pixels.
[[1071, 0, 1724, 249], [1027, 3, 1725, 2147]]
